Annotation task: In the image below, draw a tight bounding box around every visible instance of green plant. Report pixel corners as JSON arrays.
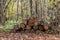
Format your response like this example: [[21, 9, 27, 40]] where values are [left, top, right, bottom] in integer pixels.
[[3, 18, 22, 31], [3, 20, 15, 30], [17, 18, 22, 24]]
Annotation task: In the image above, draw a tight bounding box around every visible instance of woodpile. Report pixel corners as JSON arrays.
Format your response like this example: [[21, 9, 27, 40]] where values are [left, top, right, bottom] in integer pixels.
[[12, 16, 49, 32]]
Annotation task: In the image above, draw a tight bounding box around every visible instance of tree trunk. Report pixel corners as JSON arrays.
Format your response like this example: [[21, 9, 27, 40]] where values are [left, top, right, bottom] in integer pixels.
[[0, 0, 6, 25]]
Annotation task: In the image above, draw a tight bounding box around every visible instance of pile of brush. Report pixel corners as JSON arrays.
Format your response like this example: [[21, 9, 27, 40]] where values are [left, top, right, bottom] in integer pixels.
[[11, 16, 49, 32], [11, 15, 60, 34]]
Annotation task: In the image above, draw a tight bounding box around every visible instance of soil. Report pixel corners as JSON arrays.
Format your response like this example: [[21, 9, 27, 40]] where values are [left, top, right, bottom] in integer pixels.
[[0, 30, 60, 40]]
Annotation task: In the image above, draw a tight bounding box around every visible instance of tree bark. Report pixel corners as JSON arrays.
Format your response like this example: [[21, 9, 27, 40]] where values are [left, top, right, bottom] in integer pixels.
[[0, 0, 6, 25]]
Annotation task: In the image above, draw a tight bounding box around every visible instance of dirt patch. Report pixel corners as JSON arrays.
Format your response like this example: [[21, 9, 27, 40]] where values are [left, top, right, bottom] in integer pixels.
[[0, 31, 60, 40]]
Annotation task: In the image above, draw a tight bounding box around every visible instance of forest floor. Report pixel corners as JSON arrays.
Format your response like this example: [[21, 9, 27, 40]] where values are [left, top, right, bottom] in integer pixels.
[[0, 30, 60, 40]]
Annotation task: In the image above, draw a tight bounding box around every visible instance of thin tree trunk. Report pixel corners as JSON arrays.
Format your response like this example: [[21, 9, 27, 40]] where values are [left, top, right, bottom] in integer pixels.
[[0, 0, 6, 25], [30, 0, 32, 16], [21, 0, 23, 20], [4, 0, 11, 12]]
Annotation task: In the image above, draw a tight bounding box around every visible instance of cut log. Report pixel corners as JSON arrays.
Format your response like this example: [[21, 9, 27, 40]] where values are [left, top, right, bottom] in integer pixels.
[[20, 23, 25, 29]]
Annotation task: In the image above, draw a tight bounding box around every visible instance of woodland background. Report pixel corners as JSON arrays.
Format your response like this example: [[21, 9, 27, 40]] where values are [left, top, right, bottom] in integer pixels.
[[0, 0, 60, 32]]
